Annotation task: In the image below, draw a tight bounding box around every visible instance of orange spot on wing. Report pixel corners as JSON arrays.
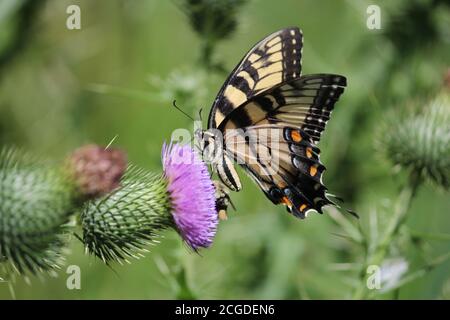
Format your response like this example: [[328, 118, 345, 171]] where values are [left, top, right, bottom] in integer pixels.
[[300, 204, 307, 211], [281, 196, 292, 207], [310, 165, 318, 176], [291, 130, 302, 142], [306, 147, 313, 158]]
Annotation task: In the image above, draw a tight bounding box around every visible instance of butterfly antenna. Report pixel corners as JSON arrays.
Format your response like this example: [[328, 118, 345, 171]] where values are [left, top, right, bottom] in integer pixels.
[[198, 107, 203, 122], [172, 100, 195, 121]]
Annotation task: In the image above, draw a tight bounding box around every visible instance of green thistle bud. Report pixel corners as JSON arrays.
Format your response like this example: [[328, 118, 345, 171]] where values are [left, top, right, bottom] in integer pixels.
[[178, 0, 247, 41], [80, 169, 173, 263], [0, 148, 76, 275], [380, 94, 450, 189]]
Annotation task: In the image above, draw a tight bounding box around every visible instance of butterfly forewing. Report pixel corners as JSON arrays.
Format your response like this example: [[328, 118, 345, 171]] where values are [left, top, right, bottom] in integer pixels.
[[274, 74, 346, 143], [208, 27, 303, 128]]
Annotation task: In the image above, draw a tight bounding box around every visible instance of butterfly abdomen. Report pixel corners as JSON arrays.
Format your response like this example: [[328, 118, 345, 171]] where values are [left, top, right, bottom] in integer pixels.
[[216, 153, 242, 192]]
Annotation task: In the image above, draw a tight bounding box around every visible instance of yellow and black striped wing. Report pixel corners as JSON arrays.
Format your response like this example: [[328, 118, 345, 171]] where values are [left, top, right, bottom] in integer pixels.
[[224, 125, 331, 218], [221, 74, 347, 217], [208, 27, 303, 128], [220, 74, 347, 144]]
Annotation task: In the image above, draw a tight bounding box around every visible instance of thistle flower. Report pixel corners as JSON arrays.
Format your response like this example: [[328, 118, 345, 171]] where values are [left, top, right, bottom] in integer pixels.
[[66, 144, 127, 199], [162, 143, 217, 250], [380, 94, 450, 190], [81, 142, 217, 263]]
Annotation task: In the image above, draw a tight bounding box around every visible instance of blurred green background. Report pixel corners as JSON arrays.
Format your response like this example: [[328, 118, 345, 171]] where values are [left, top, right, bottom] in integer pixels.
[[0, 0, 449, 299]]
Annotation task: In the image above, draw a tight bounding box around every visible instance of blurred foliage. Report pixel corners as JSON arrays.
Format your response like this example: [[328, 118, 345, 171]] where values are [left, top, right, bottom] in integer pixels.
[[175, 0, 247, 71], [0, 0, 449, 299]]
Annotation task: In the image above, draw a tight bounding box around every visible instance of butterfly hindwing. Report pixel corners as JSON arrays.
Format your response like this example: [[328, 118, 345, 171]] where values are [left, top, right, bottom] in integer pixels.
[[224, 124, 332, 218], [208, 27, 303, 128]]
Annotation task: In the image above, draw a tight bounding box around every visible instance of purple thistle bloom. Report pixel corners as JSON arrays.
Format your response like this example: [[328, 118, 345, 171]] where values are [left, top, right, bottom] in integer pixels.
[[162, 142, 218, 250]]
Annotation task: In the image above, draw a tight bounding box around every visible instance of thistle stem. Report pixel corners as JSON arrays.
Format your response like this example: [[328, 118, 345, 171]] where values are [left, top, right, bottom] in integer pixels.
[[200, 38, 214, 70], [352, 172, 422, 299], [199, 37, 227, 74]]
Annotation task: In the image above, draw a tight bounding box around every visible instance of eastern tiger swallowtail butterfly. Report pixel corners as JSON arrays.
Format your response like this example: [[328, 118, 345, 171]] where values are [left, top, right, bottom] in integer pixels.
[[195, 27, 348, 219]]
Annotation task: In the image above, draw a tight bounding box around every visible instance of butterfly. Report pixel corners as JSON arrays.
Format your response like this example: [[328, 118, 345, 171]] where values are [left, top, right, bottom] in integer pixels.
[[196, 27, 348, 219]]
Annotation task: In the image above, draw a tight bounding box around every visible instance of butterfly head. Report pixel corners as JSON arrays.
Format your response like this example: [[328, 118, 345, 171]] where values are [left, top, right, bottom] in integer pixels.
[[194, 129, 223, 164]]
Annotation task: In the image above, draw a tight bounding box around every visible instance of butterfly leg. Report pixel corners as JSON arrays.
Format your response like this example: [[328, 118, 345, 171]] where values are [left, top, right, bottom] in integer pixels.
[[213, 180, 235, 220]]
